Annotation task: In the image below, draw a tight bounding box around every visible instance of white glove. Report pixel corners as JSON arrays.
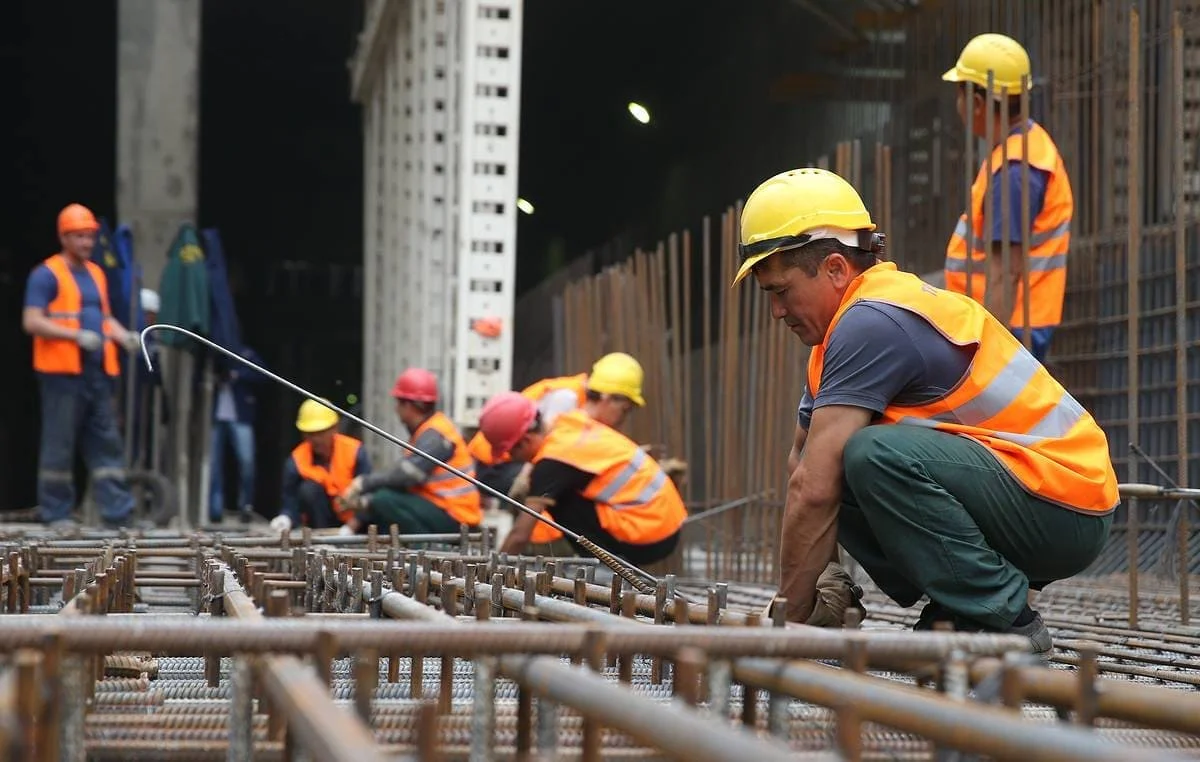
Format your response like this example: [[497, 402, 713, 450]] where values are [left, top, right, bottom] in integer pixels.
[[337, 523, 355, 537], [269, 514, 293, 533], [76, 329, 103, 352], [119, 331, 141, 351], [341, 476, 365, 503]]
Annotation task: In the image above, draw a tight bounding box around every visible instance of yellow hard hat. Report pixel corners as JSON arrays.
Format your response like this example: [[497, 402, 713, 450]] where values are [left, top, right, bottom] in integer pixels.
[[942, 33, 1033, 96], [732, 168, 874, 286], [296, 398, 339, 433], [588, 352, 646, 407]]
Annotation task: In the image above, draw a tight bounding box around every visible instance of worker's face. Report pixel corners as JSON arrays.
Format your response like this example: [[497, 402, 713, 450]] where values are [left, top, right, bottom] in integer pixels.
[[955, 86, 988, 138], [754, 251, 851, 347], [592, 395, 635, 430], [60, 230, 96, 259], [307, 428, 335, 458], [508, 432, 543, 463]]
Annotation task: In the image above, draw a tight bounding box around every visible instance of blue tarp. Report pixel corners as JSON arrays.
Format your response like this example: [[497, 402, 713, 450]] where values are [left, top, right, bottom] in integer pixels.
[[201, 228, 243, 367], [93, 217, 141, 329]]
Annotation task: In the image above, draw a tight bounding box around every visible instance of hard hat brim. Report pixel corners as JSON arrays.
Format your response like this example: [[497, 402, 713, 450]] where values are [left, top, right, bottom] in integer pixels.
[[732, 252, 772, 287], [941, 66, 962, 84], [296, 421, 337, 434]]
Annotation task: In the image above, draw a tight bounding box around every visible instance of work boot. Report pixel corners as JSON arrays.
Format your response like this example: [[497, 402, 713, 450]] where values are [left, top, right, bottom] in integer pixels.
[[1009, 610, 1053, 656], [46, 518, 80, 533], [101, 517, 157, 532], [239, 505, 256, 524]]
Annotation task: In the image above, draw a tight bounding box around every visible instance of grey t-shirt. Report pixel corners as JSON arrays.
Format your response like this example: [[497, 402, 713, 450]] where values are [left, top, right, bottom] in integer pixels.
[[797, 302, 974, 429]]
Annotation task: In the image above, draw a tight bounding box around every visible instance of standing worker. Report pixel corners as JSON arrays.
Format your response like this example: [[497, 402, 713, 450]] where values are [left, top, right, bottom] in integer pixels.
[[270, 399, 372, 532], [208, 346, 266, 524], [736, 167, 1114, 649], [22, 204, 143, 529], [338, 368, 482, 535], [943, 33, 1073, 362], [477, 388, 686, 569]]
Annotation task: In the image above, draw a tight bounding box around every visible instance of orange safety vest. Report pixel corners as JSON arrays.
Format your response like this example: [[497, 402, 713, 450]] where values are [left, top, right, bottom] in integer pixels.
[[291, 434, 363, 523], [32, 254, 120, 376], [411, 412, 483, 526], [467, 373, 589, 467], [532, 410, 687, 544], [944, 121, 1073, 329], [809, 262, 1117, 515]]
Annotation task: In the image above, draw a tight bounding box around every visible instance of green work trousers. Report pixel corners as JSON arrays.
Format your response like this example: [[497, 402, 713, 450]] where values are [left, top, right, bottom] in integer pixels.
[[365, 489, 461, 535], [837, 425, 1112, 630]]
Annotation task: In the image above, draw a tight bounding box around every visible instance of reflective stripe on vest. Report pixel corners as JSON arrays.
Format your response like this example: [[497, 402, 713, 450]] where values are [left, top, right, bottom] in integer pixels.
[[411, 412, 482, 526], [808, 263, 1117, 515], [533, 410, 686, 544], [291, 434, 362, 522], [467, 373, 589, 467], [943, 121, 1073, 329], [32, 254, 121, 376]]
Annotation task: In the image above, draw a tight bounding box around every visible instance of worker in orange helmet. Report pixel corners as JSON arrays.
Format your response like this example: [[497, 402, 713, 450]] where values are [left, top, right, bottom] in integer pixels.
[[22, 204, 144, 530], [338, 368, 482, 535], [478, 390, 686, 569]]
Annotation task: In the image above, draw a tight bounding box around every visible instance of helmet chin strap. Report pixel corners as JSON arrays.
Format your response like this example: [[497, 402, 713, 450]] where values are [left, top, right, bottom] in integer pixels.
[[139, 324, 663, 594]]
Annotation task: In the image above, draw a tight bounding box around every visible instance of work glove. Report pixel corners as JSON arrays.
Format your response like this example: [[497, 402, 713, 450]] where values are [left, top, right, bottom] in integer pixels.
[[508, 463, 534, 503], [337, 523, 356, 537], [341, 476, 365, 504], [119, 332, 141, 351], [76, 329, 103, 352], [269, 514, 293, 534], [804, 561, 866, 628], [658, 457, 688, 484]]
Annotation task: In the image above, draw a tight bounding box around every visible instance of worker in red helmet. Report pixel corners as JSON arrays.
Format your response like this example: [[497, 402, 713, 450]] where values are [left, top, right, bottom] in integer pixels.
[[478, 390, 686, 568], [23, 204, 143, 530], [338, 368, 482, 535]]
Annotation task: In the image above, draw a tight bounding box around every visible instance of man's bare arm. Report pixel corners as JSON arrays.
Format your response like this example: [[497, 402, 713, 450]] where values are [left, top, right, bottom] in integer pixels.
[[499, 497, 551, 554], [22, 306, 79, 341], [787, 421, 808, 478], [985, 242, 1025, 326], [779, 405, 872, 622]]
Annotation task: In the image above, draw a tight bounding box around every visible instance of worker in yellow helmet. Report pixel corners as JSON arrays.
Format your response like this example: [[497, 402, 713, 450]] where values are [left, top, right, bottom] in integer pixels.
[[269, 399, 371, 533], [735, 167, 1114, 649], [942, 33, 1074, 362]]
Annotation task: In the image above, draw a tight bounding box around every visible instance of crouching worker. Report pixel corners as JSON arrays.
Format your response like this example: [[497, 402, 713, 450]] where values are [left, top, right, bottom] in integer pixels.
[[478, 391, 686, 570], [270, 399, 371, 533], [339, 368, 482, 535]]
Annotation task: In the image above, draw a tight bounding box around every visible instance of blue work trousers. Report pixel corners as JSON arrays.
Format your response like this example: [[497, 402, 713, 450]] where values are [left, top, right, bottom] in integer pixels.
[[209, 419, 255, 521], [37, 370, 135, 523]]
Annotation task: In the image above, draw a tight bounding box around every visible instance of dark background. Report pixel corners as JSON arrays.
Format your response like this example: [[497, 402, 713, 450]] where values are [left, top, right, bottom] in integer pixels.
[[0, 0, 897, 513]]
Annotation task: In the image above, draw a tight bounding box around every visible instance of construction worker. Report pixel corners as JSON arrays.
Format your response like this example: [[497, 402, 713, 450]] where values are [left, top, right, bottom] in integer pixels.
[[338, 368, 482, 535], [270, 399, 371, 532], [736, 167, 1115, 649], [467, 369, 589, 497], [478, 389, 686, 568], [22, 204, 142, 529], [943, 33, 1073, 362]]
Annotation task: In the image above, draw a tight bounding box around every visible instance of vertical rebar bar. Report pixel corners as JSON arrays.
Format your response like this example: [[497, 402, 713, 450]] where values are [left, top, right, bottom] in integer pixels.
[[1171, 7, 1190, 626], [228, 656, 254, 762], [470, 658, 495, 762]]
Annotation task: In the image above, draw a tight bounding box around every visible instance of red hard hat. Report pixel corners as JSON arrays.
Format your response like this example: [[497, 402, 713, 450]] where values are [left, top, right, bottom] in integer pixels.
[[57, 204, 100, 235], [479, 391, 537, 457], [391, 367, 439, 402]]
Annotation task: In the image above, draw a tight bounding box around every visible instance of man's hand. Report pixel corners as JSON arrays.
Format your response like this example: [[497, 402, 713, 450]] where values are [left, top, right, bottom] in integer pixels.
[[340, 476, 365, 504], [508, 463, 533, 503], [779, 405, 872, 622], [658, 457, 688, 485], [76, 329, 103, 352], [269, 514, 293, 533], [803, 562, 866, 628], [118, 331, 141, 351]]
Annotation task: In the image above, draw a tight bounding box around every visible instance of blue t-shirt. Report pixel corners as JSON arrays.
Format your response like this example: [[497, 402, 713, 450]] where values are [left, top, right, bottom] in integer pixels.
[[988, 121, 1050, 245], [797, 302, 974, 429], [24, 261, 107, 370]]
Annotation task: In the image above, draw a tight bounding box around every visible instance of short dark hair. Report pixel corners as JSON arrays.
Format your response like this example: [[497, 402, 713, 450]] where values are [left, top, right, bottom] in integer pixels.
[[960, 83, 1024, 119], [763, 239, 877, 278]]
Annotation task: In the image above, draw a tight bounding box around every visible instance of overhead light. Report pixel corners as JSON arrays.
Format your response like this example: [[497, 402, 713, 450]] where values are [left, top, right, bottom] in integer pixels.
[[516, 197, 535, 215], [627, 102, 651, 125]]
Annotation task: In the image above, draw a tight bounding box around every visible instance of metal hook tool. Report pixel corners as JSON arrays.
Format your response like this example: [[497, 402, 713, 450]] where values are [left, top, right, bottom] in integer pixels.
[[140, 324, 660, 592]]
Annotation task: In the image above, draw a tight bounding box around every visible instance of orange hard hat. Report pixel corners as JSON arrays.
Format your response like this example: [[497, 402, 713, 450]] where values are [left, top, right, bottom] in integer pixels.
[[57, 204, 100, 235], [391, 367, 439, 402], [479, 391, 538, 457]]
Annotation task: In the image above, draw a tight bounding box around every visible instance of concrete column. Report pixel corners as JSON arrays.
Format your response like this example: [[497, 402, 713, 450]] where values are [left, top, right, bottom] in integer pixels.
[[117, 0, 201, 291]]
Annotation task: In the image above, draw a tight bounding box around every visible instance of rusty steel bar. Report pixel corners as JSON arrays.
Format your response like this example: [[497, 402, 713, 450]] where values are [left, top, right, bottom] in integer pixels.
[[734, 658, 1179, 762], [212, 562, 388, 762]]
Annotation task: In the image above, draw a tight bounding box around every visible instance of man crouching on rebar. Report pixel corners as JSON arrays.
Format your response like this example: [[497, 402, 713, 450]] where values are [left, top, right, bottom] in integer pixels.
[[734, 167, 1117, 653]]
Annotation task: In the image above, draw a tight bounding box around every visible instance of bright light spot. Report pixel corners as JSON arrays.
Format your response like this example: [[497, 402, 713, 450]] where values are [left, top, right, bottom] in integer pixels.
[[627, 102, 651, 124], [347, 393, 359, 405], [516, 198, 535, 215]]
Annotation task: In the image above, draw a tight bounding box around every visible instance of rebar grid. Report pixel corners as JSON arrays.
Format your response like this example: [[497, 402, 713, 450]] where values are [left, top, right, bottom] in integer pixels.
[[1, 528, 1198, 761]]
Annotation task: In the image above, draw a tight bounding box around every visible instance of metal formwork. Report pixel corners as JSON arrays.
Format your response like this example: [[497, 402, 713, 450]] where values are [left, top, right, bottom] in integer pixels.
[[351, 0, 521, 459], [1, 525, 1199, 760]]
